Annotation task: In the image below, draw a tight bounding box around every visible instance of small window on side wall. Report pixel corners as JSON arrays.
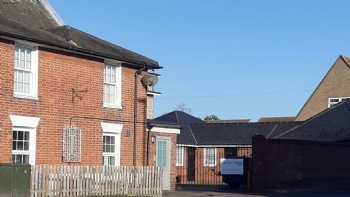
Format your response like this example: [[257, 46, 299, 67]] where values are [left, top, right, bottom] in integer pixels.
[[328, 97, 350, 108]]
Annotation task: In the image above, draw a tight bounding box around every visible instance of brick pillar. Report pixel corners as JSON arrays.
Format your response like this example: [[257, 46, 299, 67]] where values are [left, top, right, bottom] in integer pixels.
[[251, 135, 267, 192]]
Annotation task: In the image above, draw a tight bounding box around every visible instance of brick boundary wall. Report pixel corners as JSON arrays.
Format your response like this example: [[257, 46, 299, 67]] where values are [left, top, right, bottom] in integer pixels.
[[251, 135, 350, 192]]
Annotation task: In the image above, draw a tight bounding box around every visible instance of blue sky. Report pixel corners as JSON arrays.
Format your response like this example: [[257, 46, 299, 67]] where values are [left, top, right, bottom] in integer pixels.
[[50, 0, 350, 120]]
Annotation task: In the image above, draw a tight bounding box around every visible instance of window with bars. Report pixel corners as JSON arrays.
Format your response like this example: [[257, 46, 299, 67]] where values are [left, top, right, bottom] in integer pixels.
[[176, 145, 184, 166], [102, 134, 116, 166], [104, 64, 121, 108], [14, 45, 38, 98], [328, 97, 350, 108], [12, 130, 30, 164], [203, 148, 216, 167], [63, 127, 81, 163]]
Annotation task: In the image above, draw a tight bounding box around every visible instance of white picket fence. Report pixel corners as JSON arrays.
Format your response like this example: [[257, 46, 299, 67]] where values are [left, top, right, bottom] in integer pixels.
[[31, 165, 163, 197]]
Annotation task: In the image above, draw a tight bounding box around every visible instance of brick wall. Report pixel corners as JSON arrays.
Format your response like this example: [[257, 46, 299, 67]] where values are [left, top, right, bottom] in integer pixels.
[[176, 147, 252, 185], [0, 38, 148, 166], [251, 135, 350, 191]]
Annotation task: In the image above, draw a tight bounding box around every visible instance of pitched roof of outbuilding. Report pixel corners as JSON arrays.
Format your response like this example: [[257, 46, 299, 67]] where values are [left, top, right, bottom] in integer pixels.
[[151, 111, 204, 145], [206, 119, 251, 123], [151, 111, 204, 126], [258, 116, 296, 123], [0, 0, 160, 68], [190, 121, 303, 145], [275, 100, 350, 142], [151, 111, 303, 146]]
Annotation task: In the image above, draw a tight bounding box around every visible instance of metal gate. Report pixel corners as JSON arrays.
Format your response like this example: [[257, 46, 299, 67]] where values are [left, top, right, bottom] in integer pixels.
[[176, 146, 252, 191], [0, 164, 31, 197]]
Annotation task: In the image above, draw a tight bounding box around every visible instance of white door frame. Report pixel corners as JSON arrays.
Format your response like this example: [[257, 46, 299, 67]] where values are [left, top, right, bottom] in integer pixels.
[[10, 115, 40, 165], [156, 136, 171, 190]]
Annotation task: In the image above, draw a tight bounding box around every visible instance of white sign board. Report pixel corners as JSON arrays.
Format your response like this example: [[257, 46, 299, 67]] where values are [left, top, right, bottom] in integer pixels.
[[220, 158, 244, 175]]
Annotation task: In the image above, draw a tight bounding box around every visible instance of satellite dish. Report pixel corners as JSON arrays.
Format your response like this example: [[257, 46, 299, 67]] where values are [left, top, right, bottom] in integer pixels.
[[141, 73, 159, 88]]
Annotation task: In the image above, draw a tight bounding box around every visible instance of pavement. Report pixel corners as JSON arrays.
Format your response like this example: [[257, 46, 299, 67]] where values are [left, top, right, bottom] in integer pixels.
[[164, 190, 350, 197], [166, 180, 350, 197]]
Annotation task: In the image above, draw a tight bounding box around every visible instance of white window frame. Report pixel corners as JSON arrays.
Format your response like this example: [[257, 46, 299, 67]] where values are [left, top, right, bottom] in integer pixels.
[[10, 115, 40, 165], [102, 133, 118, 166], [103, 64, 122, 109], [176, 145, 184, 167], [328, 97, 350, 108], [101, 122, 123, 166], [12, 128, 34, 165], [13, 43, 39, 100], [203, 147, 216, 167]]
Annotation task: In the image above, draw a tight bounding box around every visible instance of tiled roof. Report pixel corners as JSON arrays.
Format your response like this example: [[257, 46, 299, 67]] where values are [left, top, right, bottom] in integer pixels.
[[275, 101, 350, 142], [0, 0, 160, 68], [152, 111, 303, 146], [151, 111, 204, 145], [190, 121, 303, 145], [258, 116, 296, 123]]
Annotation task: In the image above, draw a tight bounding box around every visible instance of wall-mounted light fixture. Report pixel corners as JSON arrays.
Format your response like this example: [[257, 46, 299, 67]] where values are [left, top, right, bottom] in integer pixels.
[[151, 136, 156, 144], [125, 129, 131, 137]]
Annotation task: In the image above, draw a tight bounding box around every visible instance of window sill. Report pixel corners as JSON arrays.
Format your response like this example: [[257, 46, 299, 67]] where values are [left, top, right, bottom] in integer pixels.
[[103, 103, 122, 110], [14, 94, 39, 101]]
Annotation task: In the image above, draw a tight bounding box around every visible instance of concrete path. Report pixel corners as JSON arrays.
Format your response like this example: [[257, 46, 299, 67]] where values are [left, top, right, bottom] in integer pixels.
[[164, 190, 350, 197]]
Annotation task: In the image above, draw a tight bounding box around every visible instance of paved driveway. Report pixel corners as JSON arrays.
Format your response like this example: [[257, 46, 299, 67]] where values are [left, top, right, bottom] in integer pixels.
[[164, 190, 350, 197]]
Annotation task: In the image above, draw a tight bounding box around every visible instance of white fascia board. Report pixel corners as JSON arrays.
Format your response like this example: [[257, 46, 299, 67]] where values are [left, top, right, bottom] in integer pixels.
[[147, 91, 161, 96], [150, 127, 180, 134], [176, 144, 252, 148]]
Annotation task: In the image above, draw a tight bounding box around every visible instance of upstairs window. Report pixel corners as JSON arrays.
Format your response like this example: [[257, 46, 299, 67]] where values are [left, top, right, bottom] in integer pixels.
[[203, 148, 216, 167], [104, 64, 121, 108], [328, 97, 350, 108], [14, 45, 38, 99]]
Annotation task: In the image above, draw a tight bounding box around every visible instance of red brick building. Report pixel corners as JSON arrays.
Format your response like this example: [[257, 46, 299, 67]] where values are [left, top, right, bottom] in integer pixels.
[[0, 0, 178, 191], [151, 111, 304, 187]]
